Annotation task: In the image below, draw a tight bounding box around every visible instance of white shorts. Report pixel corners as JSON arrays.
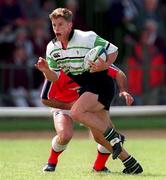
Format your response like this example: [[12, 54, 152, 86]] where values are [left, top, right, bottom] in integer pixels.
[[51, 108, 70, 116]]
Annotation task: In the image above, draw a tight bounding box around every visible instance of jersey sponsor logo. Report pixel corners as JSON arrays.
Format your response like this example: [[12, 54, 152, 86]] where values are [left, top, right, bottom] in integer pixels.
[[53, 52, 61, 58]]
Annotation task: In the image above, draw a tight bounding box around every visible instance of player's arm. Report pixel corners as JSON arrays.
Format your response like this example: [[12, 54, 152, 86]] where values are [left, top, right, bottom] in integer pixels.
[[35, 57, 58, 81], [116, 70, 127, 92], [89, 50, 118, 72], [106, 50, 118, 66], [42, 98, 73, 110], [89, 53, 118, 73], [108, 65, 134, 106], [40, 78, 75, 110], [115, 70, 134, 106], [90, 34, 118, 72]]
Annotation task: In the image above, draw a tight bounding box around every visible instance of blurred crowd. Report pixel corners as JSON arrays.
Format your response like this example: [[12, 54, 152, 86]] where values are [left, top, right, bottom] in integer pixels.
[[0, 0, 166, 107]]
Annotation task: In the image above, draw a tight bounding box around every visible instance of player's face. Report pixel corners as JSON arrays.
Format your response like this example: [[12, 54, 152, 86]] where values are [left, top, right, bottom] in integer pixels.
[[51, 17, 72, 41]]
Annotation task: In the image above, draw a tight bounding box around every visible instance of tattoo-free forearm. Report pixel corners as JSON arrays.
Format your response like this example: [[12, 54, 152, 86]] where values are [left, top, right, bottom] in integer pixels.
[[42, 99, 74, 109], [43, 69, 58, 82], [115, 70, 128, 92], [106, 51, 118, 66]]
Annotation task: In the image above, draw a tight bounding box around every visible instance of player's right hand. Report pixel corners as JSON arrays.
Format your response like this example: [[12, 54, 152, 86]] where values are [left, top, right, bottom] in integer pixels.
[[35, 57, 49, 72], [89, 57, 109, 73]]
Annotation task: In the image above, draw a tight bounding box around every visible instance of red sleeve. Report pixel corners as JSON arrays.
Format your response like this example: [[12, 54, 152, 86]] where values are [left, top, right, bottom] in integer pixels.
[[107, 66, 118, 79]]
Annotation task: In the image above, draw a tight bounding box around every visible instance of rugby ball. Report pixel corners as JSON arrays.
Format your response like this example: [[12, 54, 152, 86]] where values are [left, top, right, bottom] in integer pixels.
[[84, 46, 107, 70]]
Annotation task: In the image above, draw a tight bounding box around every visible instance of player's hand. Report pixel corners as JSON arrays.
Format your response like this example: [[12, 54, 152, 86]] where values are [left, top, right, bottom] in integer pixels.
[[35, 57, 49, 72], [119, 91, 134, 106], [89, 57, 109, 73]]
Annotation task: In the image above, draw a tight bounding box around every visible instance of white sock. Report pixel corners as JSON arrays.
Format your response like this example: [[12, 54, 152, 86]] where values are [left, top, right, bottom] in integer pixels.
[[52, 136, 68, 152], [97, 144, 111, 154]]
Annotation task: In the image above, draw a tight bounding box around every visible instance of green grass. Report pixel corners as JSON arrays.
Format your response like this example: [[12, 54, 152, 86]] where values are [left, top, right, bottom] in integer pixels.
[[0, 118, 86, 131], [113, 117, 166, 129], [0, 117, 166, 131], [0, 138, 166, 180]]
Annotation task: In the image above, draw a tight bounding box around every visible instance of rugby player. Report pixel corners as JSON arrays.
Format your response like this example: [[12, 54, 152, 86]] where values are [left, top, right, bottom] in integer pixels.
[[35, 8, 143, 174]]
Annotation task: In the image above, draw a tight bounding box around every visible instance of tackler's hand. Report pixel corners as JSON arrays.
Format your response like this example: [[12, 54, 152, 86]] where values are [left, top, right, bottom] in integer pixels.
[[119, 91, 134, 106]]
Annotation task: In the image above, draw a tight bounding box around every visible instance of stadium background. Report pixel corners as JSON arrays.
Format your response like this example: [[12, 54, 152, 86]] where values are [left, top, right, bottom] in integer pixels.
[[0, 0, 166, 143], [0, 0, 166, 107], [0, 0, 166, 134]]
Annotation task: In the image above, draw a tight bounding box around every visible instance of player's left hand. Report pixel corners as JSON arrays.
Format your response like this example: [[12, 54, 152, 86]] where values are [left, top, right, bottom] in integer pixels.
[[89, 57, 109, 73], [119, 91, 134, 106]]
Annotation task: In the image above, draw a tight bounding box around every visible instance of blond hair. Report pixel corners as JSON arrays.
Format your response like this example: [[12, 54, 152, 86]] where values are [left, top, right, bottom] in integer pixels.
[[49, 8, 73, 22]]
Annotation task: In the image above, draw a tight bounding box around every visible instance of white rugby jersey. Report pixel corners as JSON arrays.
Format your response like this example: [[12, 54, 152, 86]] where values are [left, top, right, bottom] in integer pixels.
[[46, 29, 118, 75]]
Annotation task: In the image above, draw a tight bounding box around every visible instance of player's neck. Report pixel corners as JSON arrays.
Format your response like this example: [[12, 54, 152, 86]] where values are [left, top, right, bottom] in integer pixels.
[[60, 29, 74, 49], [61, 39, 68, 49], [61, 30, 73, 49]]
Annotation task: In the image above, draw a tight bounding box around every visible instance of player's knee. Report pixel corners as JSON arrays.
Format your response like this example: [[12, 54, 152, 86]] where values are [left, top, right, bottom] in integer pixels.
[[58, 130, 73, 144], [70, 108, 83, 123]]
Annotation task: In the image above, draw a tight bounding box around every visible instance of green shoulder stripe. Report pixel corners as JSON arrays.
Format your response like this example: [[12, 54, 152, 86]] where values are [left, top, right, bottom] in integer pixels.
[[94, 36, 107, 47], [46, 56, 58, 68]]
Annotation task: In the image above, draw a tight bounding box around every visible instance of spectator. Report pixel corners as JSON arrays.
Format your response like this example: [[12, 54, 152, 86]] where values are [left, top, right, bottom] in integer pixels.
[[14, 28, 35, 64], [0, 0, 26, 62], [18, 0, 49, 31], [5, 46, 44, 107], [30, 25, 50, 90], [18, 0, 41, 21], [40, 0, 57, 33], [127, 21, 165, 105], [65, 0, 88, 30], [30, 26, 50, 58], [134, 0, 166, 38], [0, 0, 26, 29], [8, 47, 31, 106], [40, 0, 56, 20], [105, 0, 140, 64]]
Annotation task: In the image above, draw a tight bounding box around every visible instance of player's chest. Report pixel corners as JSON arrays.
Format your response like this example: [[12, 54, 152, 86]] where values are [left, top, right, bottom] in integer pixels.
[[50, 47, 89, 61]]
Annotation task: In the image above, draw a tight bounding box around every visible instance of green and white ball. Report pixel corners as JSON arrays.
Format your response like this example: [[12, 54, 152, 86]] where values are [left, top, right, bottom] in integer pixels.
[[84, 46, 107, 70]]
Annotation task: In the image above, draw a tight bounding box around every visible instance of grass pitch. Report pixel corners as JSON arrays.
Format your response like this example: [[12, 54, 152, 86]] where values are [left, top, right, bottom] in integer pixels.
[[0, 138, 166, 180]]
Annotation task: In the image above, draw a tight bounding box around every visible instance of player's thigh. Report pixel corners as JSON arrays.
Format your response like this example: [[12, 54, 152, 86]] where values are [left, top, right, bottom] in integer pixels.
[[72, 92, 104, 112], [53, 113, 73, 135]]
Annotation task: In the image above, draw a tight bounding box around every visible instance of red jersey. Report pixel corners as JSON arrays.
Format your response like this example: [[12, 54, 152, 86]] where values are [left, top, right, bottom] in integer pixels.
[[41, 65, 118, 103]]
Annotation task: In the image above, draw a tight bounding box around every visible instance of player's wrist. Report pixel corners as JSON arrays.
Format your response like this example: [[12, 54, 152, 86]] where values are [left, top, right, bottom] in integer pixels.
[[119, 90, 127, 95]]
